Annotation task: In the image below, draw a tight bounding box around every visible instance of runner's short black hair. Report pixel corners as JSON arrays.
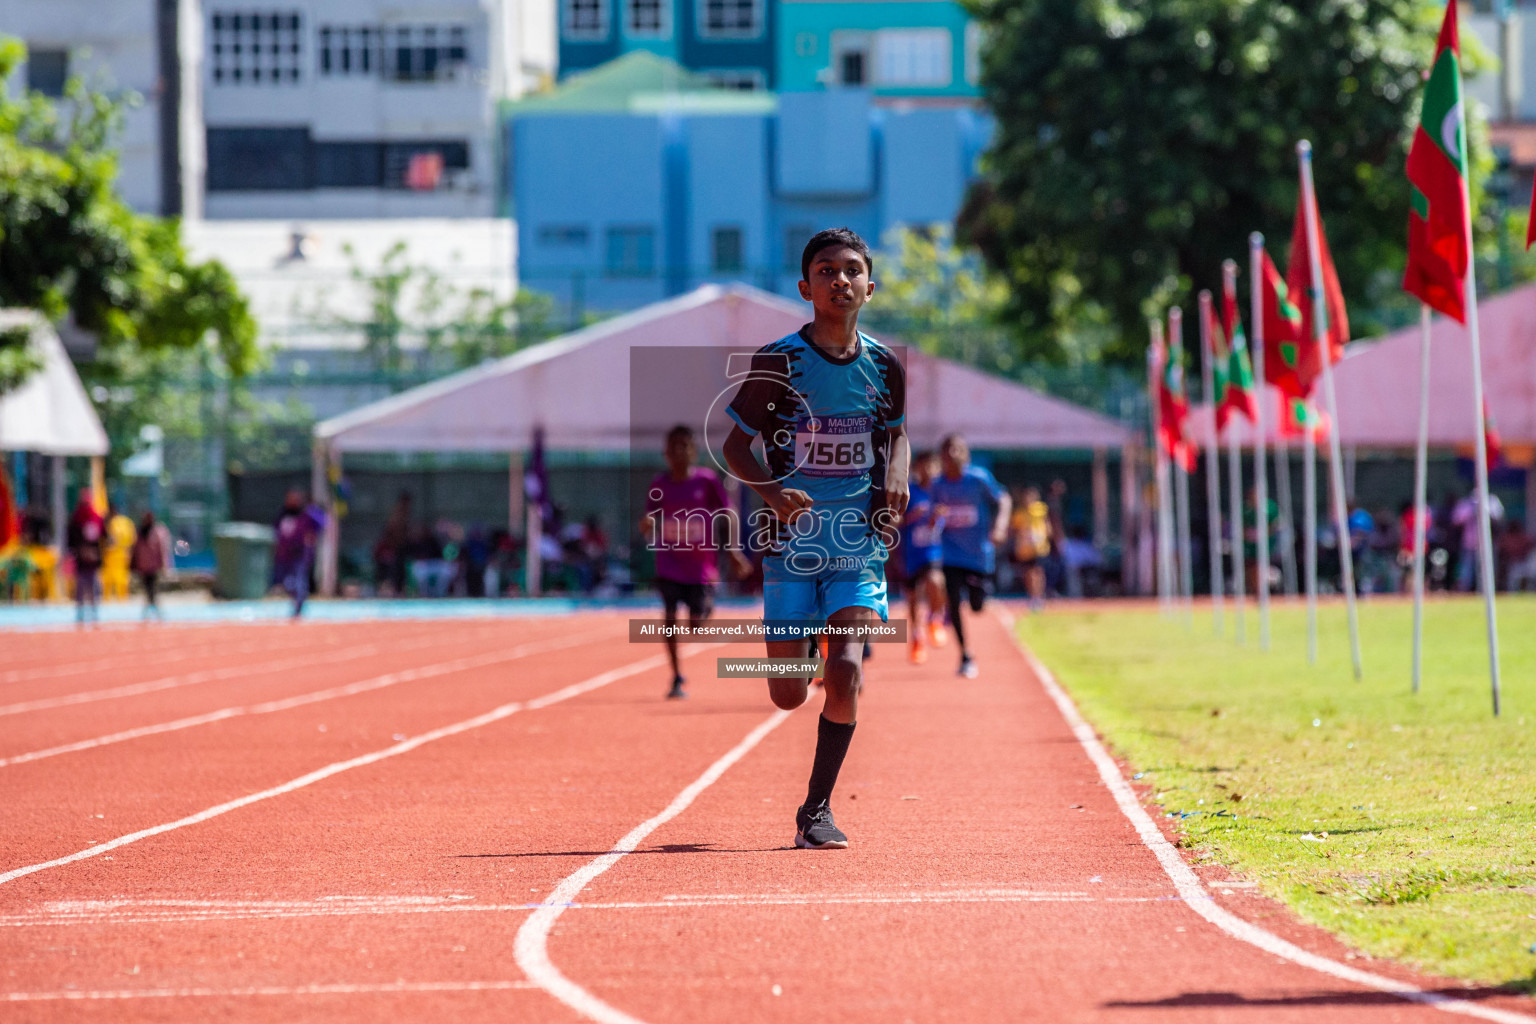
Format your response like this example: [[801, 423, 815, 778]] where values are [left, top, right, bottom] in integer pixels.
[[801, 227, 873, 282], [666, 424, 695, 446]]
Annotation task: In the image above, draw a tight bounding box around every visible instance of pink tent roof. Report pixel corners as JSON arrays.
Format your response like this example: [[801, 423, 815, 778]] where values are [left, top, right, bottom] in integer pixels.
[[316, 284, 1131, 453], [1190, 281, 1536, 449]]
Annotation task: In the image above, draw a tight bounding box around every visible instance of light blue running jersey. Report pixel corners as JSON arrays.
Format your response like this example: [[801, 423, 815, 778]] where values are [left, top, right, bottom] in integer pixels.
[[727, 328, 906, 509]]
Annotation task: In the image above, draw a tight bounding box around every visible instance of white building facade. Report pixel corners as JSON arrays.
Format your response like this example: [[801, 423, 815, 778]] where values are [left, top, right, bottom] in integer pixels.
[[2, 0, 556, 220]]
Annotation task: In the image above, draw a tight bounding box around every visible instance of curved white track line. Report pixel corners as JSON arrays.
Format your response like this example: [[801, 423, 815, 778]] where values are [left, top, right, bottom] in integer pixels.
[[0, 652, 676, 887], [997, 607, 1535, 1024], [514, 708, 793, 1024], [0, 629, 606, 768]]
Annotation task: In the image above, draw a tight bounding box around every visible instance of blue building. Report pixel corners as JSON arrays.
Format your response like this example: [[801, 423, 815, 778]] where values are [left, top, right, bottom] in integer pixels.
[[508, 54, 991, 316], [555, 0, 981, 97], [558, 0, 776, 89]]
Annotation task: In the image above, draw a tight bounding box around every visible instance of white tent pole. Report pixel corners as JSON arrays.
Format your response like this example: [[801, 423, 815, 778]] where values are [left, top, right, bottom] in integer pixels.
[[1198, 290, 1224, 635], [526, 500, 543, 598], [1411, 304, 1431, 693], [52, 455, 66, 556], [1298, 140, 1362, 679], [1246, 239, 1270, 649], [1465, 260, 1502, 715], [1170, 308, 1194, 624]]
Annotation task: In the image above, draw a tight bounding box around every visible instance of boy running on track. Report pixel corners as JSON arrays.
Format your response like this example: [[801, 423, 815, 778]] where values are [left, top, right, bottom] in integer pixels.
[[902, 451, 946, 664], [930, 434, 1010, 678], [641, 425, 751, 699], [723, 227, 908, 851]]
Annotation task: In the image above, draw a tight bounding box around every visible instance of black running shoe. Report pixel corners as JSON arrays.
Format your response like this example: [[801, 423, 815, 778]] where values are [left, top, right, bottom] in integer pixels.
[[958, 655, 979, 679], [667, 676, 687, 699], [794, 801, 849, 849]]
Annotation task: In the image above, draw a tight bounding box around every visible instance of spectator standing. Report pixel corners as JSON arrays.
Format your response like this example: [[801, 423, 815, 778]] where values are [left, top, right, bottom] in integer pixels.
[[374, 492, 413, 596], [1451, 491, 1504, 591], [1009, 486, 1051, 608], [66, 491, 104, 627], [131, 512, 167, 620], [274, 490, 324, 617]]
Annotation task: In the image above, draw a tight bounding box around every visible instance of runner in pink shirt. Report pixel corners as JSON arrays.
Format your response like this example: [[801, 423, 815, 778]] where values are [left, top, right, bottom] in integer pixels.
[[641, 425, 751, 698]]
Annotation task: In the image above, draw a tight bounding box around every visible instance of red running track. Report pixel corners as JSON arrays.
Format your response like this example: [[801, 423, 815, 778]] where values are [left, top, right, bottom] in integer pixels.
[[1, 610, 1532, 1023]]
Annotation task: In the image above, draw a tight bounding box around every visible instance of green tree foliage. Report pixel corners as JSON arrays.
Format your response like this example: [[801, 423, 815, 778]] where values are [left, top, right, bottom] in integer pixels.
[[960, 0, 1486, 365], [0, 37, 256, 383], [322, 241, 563, 373]]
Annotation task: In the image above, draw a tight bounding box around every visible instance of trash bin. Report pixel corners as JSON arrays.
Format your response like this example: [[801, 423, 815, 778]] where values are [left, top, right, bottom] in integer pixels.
[[212, 522, 276, 600]]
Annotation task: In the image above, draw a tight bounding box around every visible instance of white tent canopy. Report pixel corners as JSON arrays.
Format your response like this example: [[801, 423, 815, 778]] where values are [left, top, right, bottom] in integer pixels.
[[0, 310, 109, 457], [315, 284, 1132, 453]]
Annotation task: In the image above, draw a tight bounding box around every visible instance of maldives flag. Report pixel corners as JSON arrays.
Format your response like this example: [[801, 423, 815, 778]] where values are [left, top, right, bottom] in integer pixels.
[[1216, 271, 1258, 430], [1156, 333, 1195, 471], [1286, 190, 1349, 396], [0, 467, 16, 549], [1483, 400, 1503, 470], [1527, 178, 1535, 250], [1259, 249, 1307, 397], [1403, 0, 1470, 322], [1278, 394, 1329, 441]]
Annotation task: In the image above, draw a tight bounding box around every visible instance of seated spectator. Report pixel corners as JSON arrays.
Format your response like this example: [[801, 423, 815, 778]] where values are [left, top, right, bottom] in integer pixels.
[[1060, 525, 1104, 598]]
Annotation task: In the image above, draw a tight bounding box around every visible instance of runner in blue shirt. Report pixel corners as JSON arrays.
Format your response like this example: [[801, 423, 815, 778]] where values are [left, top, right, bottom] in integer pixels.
[[724, 227, 909, 850], [900, 451, 946, 664], [929, 433, 1011, 678]]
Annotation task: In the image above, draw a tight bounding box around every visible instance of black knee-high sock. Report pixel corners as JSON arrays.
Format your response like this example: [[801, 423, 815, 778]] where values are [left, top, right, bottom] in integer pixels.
[[803, 715, 856, 810], [946, 578, 968, 653]]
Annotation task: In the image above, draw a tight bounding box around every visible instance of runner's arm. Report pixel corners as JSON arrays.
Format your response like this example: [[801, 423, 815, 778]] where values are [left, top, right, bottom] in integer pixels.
[[884, 424, 910, 520], [723, 425, 813, 524]]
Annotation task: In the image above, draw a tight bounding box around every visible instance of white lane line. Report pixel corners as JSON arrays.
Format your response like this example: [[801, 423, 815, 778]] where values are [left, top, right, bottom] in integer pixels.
[[1, 633, 354, 685], [996, 607, 1536, 1024], [0, 629, 606, 768], [0, 889, 1107, 927], [514, 708, 793, 1024], [3, 980, 535, 1002], [0, 623, 541, 717], [0, 651, 678, 888]]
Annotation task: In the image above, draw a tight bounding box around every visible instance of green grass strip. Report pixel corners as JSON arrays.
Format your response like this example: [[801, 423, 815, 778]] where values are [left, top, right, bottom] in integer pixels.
[[1017, 597, 1536, 990]]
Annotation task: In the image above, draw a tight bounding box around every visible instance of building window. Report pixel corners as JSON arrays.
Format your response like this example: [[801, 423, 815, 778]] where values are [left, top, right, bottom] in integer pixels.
[[319, 26, 382, 76], [383, 141, 469, 188], [699, 0, 760, 38], [784, 224, 813, 271], [25, 48, 69, 97], [965, 22, 982, 86], [627, 0, 667, 37], [712, 227, 744, 274], [314, 141, 383, 187], [606, 226, 656, 277], [386, 24, 473, 82], [206, 127, 311, 190], [209, 11, 303, 86], [875, 28, 952, 87], [703, 70, 764, 91], [539, 225, 590, 247], [830, 33, 870, 86], [564, 0, 608, 39]]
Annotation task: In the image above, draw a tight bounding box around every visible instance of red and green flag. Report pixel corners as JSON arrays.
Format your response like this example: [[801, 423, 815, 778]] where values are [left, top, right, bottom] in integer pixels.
[[1156, 332, 1195, 471], [1403, 0, 1470, 322], [1483, 399, 1503, 470], [1526, 177, 1535, 250], [1286, 188, 1349, 397], [1259, 249, 1306, 398], [1277, 394, 1329, 441], [1215, 271, 1258, 430]]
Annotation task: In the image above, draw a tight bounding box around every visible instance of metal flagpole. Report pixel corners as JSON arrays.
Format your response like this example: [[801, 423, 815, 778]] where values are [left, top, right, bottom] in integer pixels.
[[1198, 290, 1225, 635], [1465, 255, 1503, 714], [1297, 140, 1363, 679], [1171, 308, 1195, 624], [1411, 304, 1431, 693], [1303, 403, 1318, 664], [1150, 320, 1175, 613], [1275, 431, 1299, 597], [1248, 237, 1271, 649]]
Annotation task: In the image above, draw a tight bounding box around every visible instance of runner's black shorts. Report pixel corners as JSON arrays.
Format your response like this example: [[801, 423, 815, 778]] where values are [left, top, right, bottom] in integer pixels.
[[903, 559, 943, 591], [657, 578, 714, 621], [942, 566, 992, 613]]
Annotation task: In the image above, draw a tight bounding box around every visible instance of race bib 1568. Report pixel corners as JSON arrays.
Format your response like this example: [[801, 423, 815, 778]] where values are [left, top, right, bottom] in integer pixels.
[[796, 415, 874, 477]]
